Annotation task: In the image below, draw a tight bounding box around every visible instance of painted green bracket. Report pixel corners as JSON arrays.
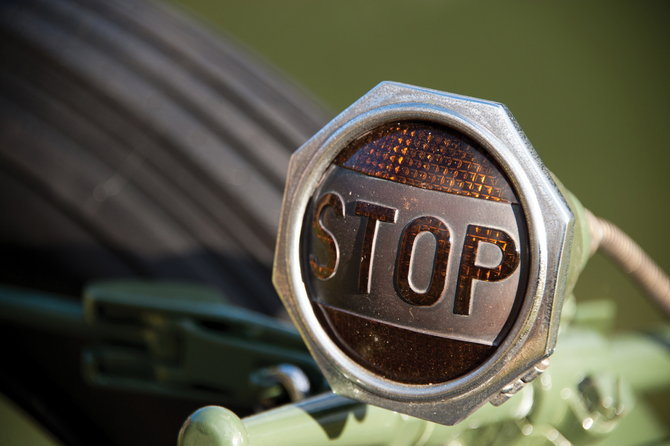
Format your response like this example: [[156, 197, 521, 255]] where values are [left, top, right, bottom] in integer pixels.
[[0, 281, 327, 409], [178, 314, 670, 446]]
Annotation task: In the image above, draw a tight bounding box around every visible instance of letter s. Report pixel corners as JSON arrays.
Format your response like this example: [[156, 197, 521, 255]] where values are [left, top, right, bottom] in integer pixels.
[[309, 192, 345, 280]]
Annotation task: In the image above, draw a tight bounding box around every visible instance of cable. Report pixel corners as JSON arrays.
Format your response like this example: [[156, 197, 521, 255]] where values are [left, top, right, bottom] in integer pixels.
[[586, 209, 670, 319]]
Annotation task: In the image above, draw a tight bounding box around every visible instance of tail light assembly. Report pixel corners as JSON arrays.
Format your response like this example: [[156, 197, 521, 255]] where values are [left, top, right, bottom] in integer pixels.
[[273, 82, 577, 425]]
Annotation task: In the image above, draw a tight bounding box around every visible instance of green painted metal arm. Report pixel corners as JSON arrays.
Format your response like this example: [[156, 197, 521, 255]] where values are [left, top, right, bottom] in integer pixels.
[[0, 281, 327, 409], [178, 318, 670, 446]]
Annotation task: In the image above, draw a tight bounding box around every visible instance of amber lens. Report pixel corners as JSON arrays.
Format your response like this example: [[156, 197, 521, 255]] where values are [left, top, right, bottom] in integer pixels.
[[335, 121, 517, 203], [308, 120, 526, 384], [315, 304, 495, 384]]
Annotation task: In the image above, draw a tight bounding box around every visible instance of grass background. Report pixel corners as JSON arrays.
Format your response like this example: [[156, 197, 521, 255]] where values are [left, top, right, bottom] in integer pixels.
[[168, 0, 670, 330]]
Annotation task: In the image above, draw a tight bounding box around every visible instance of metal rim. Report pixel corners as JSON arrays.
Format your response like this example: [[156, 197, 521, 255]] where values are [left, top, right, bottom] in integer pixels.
[[275, 83, 573, 409], [284, 105, 546, 400]]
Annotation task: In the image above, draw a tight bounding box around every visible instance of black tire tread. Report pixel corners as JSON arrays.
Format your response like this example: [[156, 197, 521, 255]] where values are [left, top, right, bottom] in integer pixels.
[[0, 0, 331, 313]]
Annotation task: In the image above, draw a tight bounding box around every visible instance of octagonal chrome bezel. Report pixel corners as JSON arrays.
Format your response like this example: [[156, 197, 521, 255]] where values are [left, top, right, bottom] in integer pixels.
[[273, 82, 574, 425]]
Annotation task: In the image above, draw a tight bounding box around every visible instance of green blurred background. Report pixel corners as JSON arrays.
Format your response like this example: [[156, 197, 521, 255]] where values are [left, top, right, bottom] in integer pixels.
[[168, 0, 670, 330], [3, 3, 670, 445]]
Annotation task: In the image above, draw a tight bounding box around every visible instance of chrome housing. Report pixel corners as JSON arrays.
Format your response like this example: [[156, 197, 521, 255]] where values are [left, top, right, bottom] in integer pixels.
[[273, 82, 574, 425]]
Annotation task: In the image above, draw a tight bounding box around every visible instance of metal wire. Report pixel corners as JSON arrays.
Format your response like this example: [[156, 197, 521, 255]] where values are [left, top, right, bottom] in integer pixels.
[[586, 209, 670, 319]]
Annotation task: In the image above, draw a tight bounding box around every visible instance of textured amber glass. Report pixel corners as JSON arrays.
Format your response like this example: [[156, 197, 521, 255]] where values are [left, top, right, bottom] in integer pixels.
[[396, 216, 451, 306], [354, 201, 398, 293], [335, 121, 517, 203], [309, 120, 525, 385], [455, 225, 520, 315], [309, 193, 344, 280], [315, 305, 495, 385]]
